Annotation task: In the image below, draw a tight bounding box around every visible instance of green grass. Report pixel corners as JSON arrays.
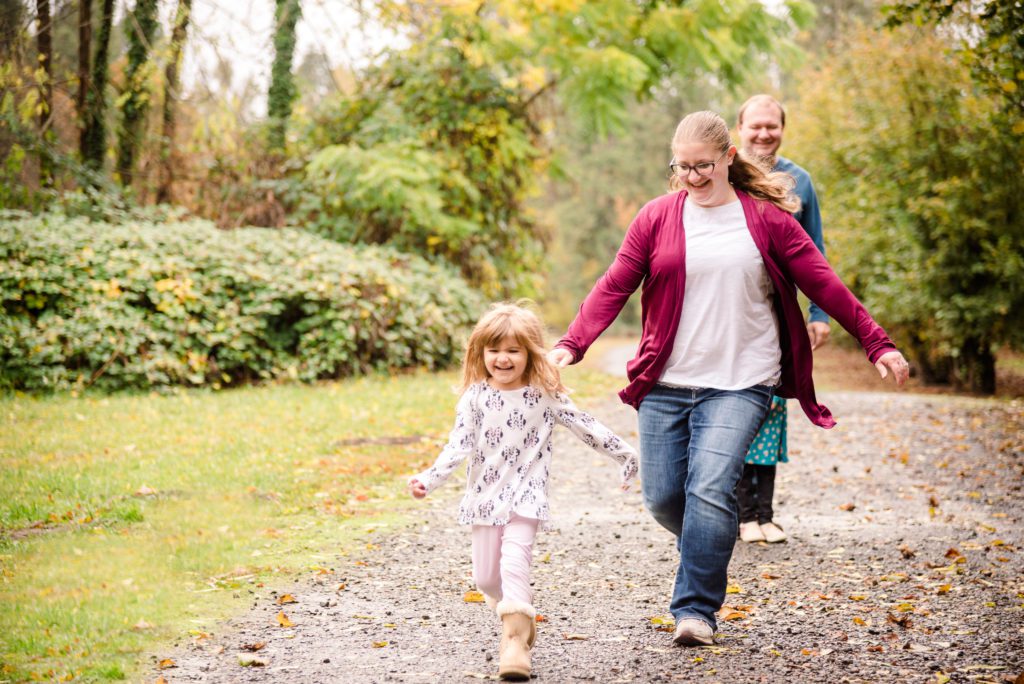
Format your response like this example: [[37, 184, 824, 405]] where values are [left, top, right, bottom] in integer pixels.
[[0, 367, 623, 682]]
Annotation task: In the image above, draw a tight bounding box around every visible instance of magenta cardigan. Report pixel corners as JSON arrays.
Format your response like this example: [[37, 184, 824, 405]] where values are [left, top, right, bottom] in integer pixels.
[[554, 189, 897, 428]]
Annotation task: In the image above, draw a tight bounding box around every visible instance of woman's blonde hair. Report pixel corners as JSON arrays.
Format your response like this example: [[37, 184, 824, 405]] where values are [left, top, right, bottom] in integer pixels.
[[669, 110, 799, 214], [461, 301, 565, 396]]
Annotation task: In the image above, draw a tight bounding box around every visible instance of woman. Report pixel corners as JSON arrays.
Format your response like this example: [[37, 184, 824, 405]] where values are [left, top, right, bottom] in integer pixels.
[[547, 111, 908, 647]]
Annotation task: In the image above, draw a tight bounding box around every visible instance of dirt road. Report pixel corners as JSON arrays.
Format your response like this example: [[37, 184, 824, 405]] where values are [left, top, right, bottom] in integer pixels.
[[154, 385, 1023, 683]]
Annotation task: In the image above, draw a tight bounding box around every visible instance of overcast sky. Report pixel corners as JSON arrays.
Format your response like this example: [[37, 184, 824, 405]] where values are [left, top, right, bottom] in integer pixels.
[[177, 0, 400, 111]]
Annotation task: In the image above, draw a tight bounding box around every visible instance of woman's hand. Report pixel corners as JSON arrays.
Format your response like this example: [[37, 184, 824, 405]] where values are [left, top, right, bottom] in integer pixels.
[[408, 479, 427, 499], [547, 348, 573, 368], [874, 351, 910, 387]]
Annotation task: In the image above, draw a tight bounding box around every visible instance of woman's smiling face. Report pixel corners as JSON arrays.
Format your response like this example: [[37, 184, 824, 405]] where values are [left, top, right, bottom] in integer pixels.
[[671, 142, 736, 207]]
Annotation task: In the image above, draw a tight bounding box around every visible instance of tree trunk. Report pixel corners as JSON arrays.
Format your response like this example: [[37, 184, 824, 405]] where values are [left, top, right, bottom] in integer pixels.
[[76, 0, 92, 157], [267, 0, 301, 151], [115, 0, 159, 188], [81, 0, 113, 173], [36, 0, 53, 187], [0, 0, 22, 62], [954, 340, 997, 395], [156, 0, 192, 204]]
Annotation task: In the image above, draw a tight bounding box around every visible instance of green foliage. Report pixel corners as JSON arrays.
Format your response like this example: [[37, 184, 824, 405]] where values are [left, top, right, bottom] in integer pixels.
[[884, 0, 1024, 120], [0, 213, 484, 391], [268, 0, 301, 151], [788, 25, 1024, 392], [299, 26, 544, 298]]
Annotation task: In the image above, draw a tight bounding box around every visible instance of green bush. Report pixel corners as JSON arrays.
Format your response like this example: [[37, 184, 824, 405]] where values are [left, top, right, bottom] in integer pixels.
[[0, 213, 485, 391]]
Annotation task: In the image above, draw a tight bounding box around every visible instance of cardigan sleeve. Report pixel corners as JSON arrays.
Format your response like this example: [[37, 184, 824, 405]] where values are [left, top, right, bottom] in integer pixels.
[[555, 207, 652, 363], [771, 211, 896, 363]]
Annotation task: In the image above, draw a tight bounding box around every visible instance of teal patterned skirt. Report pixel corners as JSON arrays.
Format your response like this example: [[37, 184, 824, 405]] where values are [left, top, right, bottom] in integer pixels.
[[745, 395, 788, 465]]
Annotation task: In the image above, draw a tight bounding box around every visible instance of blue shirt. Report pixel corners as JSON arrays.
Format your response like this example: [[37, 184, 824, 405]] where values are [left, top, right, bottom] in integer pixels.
[[774, 156, 828, 324]]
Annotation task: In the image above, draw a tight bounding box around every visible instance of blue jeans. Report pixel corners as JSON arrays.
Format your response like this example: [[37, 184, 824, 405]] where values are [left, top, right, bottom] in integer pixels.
[[638, 383, 774, 628]]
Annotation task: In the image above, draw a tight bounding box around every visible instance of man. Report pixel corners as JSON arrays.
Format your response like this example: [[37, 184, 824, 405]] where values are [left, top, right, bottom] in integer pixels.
[[737, 94, 831, 349], [734, 94, 830, 544]]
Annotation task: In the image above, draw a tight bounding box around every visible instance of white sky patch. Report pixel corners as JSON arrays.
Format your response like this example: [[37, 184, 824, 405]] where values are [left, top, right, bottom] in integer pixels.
[[177, 0, 402, 114]]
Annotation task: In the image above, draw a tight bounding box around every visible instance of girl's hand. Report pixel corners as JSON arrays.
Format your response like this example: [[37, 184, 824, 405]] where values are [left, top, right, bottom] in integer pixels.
[[408, 479, 427, 499], [547, 348, 573, 368], [874, 351, 910, 386]]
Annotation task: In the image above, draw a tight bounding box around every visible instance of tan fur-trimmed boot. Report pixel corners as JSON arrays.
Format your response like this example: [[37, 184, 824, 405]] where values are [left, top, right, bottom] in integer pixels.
[[496, 600, 534, 681], [484, 593, 535, 647]]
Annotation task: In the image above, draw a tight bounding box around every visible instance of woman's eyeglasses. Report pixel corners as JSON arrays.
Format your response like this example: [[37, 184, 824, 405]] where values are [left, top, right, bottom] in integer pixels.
[[669, 150, 728, 178]]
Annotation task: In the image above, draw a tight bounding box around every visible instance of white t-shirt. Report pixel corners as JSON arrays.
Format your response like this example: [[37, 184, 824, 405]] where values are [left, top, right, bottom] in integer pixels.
[[658, 198, 781, 389]]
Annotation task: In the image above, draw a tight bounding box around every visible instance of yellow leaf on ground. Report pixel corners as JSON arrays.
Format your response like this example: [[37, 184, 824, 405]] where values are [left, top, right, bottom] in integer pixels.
[[726, 584, 742, 594], [463, 590, 485, 603], [276, 594, 297, 604], [276, 611, 295, 627], [157, 659, 175, 669], [372, 641, 388, 648]]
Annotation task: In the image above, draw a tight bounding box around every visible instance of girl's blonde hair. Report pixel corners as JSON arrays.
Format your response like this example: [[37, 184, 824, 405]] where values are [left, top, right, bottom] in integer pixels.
[[669, 110, 800, 214], [461, 301, 565, 396]]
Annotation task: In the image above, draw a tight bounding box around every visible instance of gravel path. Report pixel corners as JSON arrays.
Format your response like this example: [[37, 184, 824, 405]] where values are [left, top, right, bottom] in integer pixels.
[[154, 384, 1023, 683]]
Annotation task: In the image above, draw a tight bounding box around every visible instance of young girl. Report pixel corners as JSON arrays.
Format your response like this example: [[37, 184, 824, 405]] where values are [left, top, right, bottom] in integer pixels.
[[408, 302, 638, 681]]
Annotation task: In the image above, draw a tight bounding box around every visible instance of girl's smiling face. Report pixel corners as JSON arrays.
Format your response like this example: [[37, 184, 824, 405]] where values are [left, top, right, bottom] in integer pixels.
[[671, 142, 736, 207], [484, 334, 528, 390]]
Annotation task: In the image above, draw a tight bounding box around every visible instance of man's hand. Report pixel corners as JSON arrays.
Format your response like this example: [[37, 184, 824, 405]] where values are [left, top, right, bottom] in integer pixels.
[[408, 479, 427, 499], [874, 351, 910, 387], [807, 322, 831, 351], [547, 348, 573, 368]]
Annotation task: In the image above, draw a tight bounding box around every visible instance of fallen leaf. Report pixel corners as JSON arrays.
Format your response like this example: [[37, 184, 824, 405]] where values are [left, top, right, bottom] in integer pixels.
[[839, 503, 856, 512], [945, 547, 962, 559], [132, 619, 153, 631], [867, 645, 884, 652], [238, 655, 267, 667], [276, 594, 297, 605], [719, 607, 748, 622], [276, 611, 295, 628], [936, 584, 951, 595], [154, 678, 168, 684], [336, 583, 347, 592], [463, 590, 485, 603], [535, 614, 547, 623], [241, 642, 265, 652], [372, 641, 388, 648], [563, 633, 590, 640], [899, 544, 916, 559], [761, 573, 780, 580], [726, 584, 743, 594], [157, 659, 175, 669], [852, 617, 867, 626]]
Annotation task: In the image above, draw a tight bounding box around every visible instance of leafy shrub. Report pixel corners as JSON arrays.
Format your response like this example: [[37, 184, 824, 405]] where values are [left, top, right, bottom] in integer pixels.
[[0, 213, 485, 391]]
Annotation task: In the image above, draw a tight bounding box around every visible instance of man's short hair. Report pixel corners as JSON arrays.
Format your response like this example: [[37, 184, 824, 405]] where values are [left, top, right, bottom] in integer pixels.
[[737, 94, 786, 128]]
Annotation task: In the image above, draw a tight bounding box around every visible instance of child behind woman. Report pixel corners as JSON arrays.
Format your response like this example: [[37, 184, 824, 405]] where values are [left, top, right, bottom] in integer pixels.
[[408, 302, 638, 681]]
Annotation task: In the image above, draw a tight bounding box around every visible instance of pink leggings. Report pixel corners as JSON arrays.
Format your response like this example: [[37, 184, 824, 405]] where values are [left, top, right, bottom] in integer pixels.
[[471, 514, 539, 606]]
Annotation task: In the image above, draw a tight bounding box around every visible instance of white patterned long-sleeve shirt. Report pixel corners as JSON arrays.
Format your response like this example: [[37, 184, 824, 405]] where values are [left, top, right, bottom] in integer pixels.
[[412, 382, 639, 527]]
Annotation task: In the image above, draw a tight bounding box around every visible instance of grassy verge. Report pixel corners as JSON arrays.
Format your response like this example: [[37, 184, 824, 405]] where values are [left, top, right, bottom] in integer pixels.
[[0, 366, 622, 682]]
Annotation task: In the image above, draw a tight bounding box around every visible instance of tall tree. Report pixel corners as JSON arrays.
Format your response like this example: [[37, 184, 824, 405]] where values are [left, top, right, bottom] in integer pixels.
[[115, 0, 158, 186], [0, 0, 22, 61], [787, 25, 1024, 393], [35, 0, 53, 187], [156, 0, 192, 203], [81, 0, 113, 172], [267, 0, 301, 151], [76, 0, 91, 154]]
